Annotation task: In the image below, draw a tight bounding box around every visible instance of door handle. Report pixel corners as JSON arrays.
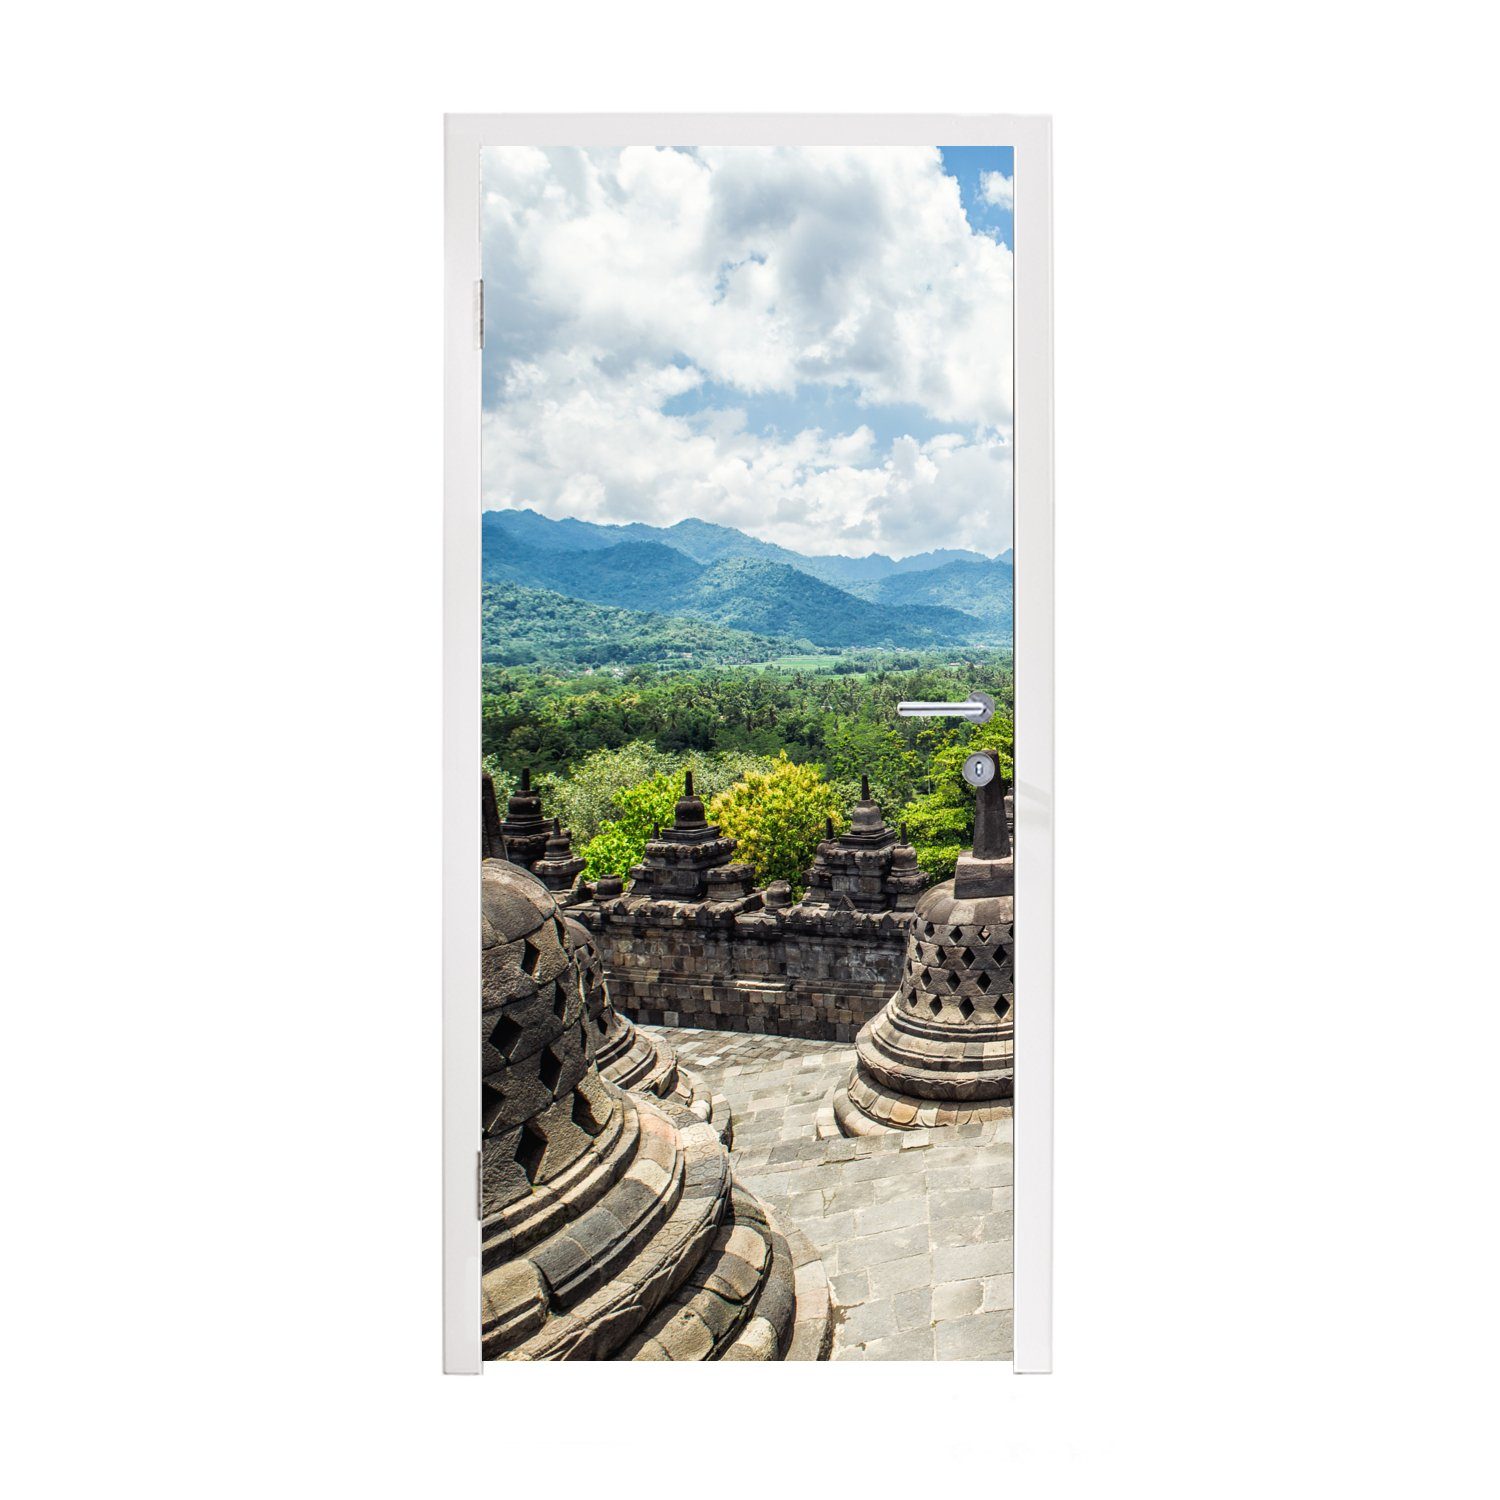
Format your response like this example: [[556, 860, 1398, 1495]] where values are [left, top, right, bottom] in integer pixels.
[[896, 690, 995, 724]]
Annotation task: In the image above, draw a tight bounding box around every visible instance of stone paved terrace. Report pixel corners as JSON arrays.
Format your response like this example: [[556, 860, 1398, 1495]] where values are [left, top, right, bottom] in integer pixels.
[[647, 1025, 1013, 1361]]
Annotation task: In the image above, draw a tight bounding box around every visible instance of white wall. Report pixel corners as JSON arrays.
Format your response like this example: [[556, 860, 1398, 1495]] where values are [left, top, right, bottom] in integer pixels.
[[6, 4, 1495, 1495]]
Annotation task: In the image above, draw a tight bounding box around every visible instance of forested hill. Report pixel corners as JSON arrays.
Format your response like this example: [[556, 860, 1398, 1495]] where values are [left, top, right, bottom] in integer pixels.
[[483, 507, 1011, 590], [678, 557, 984, 647], [481, 581, 803, 667], [853, 557, 1015, 629], [482, 509, 1007, 648]]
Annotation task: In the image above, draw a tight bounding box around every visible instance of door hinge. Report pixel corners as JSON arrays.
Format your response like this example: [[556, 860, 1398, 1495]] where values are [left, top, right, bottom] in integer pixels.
[[475, 279, 484, 350]]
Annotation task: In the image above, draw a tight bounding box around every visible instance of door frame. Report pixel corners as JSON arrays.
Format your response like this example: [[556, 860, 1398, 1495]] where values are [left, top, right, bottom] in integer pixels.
[[442, 114, 1053, 1373]]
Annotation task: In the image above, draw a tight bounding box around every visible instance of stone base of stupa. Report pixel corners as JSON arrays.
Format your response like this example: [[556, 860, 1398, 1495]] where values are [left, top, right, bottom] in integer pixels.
[[595, 1016, 732, 1144], [484, 1091, 826, 1361], [828, 857, 1015, 1138], [830, 1071, 1013, 1136], [568, 915, 731, 1144]]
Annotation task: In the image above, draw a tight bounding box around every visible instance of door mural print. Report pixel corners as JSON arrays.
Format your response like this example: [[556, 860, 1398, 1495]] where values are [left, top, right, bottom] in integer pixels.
[[477, 145, 1016, 1361]]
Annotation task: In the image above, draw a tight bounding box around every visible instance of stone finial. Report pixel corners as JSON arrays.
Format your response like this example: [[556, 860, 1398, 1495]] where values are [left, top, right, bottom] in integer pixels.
[[861, 773, 871, 800], [533, 816, 585, 894], [958, 757, 1013, 900], [826, 815, 836, 840], [482, 771, 506, 860], [672, 770, 709, 832]]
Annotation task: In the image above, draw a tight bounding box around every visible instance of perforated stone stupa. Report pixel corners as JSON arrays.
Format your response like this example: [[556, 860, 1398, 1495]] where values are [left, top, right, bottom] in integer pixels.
[[832, 759, 1015, 1135], [566, 916, 731, 1142], [480, 858, 828, 1360], [803, 776, 928, 912]]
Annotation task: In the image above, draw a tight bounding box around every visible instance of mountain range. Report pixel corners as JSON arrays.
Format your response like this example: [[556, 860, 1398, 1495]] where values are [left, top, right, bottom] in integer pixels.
[[482, 508, 1013, 652], [481, 581, 798, 668]]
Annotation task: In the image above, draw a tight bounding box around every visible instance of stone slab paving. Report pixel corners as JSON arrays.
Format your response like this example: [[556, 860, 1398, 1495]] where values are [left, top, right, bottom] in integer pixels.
[[646, 1025, 1013, 1362]]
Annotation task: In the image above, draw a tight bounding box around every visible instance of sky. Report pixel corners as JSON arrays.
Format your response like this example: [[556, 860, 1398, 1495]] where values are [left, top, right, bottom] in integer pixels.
[[480, 145, 1014, 559]]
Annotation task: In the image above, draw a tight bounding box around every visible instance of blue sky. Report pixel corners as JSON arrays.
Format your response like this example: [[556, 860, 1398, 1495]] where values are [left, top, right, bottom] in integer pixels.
[[941, 146, 1015, 247], [480, 145, 1014, 558]]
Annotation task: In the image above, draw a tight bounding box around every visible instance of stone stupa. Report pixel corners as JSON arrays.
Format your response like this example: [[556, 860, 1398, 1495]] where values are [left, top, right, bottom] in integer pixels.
[[480, 858, 829, 1360], [831, 754, 1015, 1135], [802, 775, 928, 912], [496, 769, 552, 872], [626, 772, 757, 904], [533, 819, 586, 897]]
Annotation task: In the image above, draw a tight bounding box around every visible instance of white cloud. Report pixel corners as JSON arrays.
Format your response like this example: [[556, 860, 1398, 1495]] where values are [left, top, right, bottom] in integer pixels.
[[980, 170, 1015, 210], [481, 146, 1013, 556]]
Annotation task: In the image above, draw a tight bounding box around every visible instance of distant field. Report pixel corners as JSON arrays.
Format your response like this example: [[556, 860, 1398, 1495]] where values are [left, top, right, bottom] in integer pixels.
[[758, 653, 848, 671]]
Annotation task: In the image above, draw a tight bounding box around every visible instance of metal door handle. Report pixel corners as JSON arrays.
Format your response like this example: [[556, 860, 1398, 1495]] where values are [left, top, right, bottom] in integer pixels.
[[896, 691, 995, 724]]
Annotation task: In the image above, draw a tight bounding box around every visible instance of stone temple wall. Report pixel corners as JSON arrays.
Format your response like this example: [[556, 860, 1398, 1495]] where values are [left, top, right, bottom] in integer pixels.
[[492, 768, 936, 1042], [572, 900, 912, 1042]]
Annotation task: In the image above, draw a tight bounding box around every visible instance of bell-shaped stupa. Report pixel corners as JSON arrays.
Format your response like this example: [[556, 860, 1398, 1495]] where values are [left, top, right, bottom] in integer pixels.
[[480, 859, 828, 1359], [566, 917, 731, 1142], [831, 755, 1015, 1135]]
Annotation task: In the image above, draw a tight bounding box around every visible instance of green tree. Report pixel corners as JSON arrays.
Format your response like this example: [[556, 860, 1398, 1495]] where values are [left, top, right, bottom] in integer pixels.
[[822, 713, 921, 812], [580, 772, 682, 881], [543, 744, 774, 846], [708, 754, 847, 893], [898, 726, 1013, 881]]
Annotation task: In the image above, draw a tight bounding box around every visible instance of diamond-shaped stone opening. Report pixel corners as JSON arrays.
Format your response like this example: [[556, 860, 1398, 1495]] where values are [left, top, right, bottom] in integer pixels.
[[949, 926, 964, 943], [945, 969, 961, 992], [553, 916, 567, 945], [595, 1013, 609, 1035], [481, 1082, 507, 1132], [959, 946, 975, 968], [976, 970, 993, 993], [552, 978, 569, 1020], [928, 996, 943, 1016], [993, 996, 1011, 1018], [488, 1012, 524, 1060], [923, 922, 937, 938], [959, 998, 976, 1021], [907, 992, 919, 1008], [538, 1045, 564, 1096], [571, 1086, 605, 1136], [515, 1122, 547, 1183], [520, 939, 542, 978]]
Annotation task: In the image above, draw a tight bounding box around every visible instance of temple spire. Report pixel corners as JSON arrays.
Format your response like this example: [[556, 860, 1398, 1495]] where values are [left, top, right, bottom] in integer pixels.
[[973, 765, 1011, 861]]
